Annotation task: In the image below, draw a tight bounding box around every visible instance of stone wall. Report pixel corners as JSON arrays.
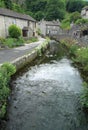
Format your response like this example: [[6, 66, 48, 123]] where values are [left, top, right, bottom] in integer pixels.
[[0, 15, 35, 38], [11, 40, 49, 71], [0, 16, 5, 37], [81, 9, 88, 19]]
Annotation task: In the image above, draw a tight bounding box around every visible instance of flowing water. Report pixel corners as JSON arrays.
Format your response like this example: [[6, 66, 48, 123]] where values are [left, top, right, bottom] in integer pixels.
[[5, 41, 88, 130]]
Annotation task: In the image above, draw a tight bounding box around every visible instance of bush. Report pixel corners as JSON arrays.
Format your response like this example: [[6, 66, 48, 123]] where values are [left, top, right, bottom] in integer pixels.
[[0, 37, 5, 45], [0, 63, 16, 119], [8, 24, 22, 38], [26, 37, 38, 43], [81, 82, 88, 108], [75, 18, 88, 25], [75, 47, 88, 67], [69, 44, 78, 56], [4, 37, 24, 48], [70, 11, 81, 23], [36, 28, 41, 35], [61, 18, 70, 30]]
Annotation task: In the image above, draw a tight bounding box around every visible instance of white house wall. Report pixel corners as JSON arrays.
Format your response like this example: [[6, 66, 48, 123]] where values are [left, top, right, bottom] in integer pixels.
[[0, 15, 35, 38], [0, 15, 6, 37], [81, 9, 88, 19], [37, 21, 46, 36], [16, 19, 27, 29], [4, 16, 17, 36]]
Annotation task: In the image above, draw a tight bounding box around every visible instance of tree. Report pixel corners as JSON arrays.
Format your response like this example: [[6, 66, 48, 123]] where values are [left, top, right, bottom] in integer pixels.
[[45, 0, 65, 20], [76, 18, 88, 25], [12, 3, 25, 13], [34, 11, 44, 21], [0, 0, 5, 7], [66, 0, 88, 12], [70, 11, 81, 23], [4, 0, 13, 9], [25, 0, 47, 20], [26, 0, 47, 12]]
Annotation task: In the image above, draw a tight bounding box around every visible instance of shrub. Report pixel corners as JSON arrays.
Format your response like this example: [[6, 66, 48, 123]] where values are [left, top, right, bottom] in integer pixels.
[[69, 44, 78, 56], [70, 11, 81, 23], [0, 63, 16, 119], [81, 82, 88, 108], [0, 37, 5, 45], [4, 37, 24, 48], [26, 37, 38, 43], [8, 24, 22, 38], [36, 28, 41, 35], [75, 47, 88, 67], [4, 38, 15, 48], [61, 18, 70, 30], [75, 18, 88, 25]]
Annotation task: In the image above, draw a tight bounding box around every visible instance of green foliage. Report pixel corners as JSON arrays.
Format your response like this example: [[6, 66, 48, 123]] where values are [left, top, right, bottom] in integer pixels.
[[45, 0, 65, 20], [69, 44, 78, 56], [36, 28, 41, 35], [0, 0, 88, 22], [76, 18, 88, 25], [0, 103, 6, 118], [34, 11, 44, 21], [81, 83, 88, 108], [75, 47, 88, 69], [61, 18, 70, 30], [70, 11, 81, 23], [1, 63, 16, 77], [0, 63, 16, 118], [26, 0, 47, 12], [0, 37, 5, 45], [8, 24, 22, 39], [25, 0, 66, 21], [12, 3, 25, 13], [66, 0, 88, 13], [0, 0, 5, 7], [26, 37, 38, 43], [36, 38, 50, 56], [4, 0, 13, 9], [25, 0, 47, 20], [4, 37, 24, 48]]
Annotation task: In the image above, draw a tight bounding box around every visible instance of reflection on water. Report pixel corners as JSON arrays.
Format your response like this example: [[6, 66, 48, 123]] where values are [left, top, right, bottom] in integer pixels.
[[5, 42, 88, 130]]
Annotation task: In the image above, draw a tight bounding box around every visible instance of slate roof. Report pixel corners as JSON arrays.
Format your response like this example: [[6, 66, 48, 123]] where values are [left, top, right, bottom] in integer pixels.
[[0, 8, 36, 22], [46, 21, 60, 26]]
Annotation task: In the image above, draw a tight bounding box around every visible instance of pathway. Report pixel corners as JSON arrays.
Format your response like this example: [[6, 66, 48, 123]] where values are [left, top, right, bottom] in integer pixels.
[[0, 37, 45, 65]]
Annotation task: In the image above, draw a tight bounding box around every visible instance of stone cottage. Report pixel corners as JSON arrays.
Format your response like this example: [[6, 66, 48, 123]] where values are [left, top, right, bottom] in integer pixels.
[[37, 19, 61, 37], [81, 6, 88, 19], [0, 8, 36, 38]]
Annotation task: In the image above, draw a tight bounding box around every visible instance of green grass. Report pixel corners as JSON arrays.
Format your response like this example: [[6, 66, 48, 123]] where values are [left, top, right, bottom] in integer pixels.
[[26, 37, 38, 44], [0, 63, 16, 119], [4, 37, 24, 48]]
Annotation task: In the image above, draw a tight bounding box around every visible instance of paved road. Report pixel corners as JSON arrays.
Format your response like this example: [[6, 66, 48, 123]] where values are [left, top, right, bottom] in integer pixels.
[[0, 37, 45, 64]]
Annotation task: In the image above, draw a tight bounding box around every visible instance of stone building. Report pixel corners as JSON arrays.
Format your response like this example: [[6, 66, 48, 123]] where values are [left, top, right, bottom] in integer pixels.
[[0, 8, 36, 38], [81, 6, 88, 19], [37, 19, 61, 37]]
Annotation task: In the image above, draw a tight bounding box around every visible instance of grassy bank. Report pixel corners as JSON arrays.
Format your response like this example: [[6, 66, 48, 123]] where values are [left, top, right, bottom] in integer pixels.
[[0, 63, 16, 119], [61, 38, 88, 108], [0, 37, 38, 48]]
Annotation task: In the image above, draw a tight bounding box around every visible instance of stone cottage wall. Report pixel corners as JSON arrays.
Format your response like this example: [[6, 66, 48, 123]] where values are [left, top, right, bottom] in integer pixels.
[[0, 15, 6, 37], [0, 15, 36, 38]]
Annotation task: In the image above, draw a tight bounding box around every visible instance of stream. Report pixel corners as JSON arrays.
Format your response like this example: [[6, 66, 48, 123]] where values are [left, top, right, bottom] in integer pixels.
[[5, 41, 88, 130]]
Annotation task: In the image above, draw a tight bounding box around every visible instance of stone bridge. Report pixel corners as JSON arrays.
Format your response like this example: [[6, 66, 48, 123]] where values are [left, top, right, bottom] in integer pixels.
[[49, 34, 88, 47]]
